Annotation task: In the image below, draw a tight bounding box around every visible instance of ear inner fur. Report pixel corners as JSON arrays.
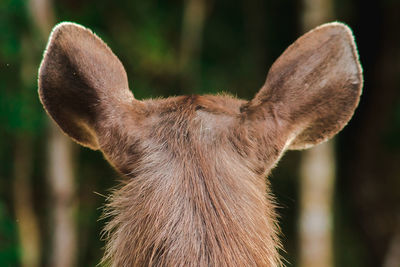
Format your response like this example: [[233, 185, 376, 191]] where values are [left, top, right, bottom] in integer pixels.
[[244, 22, 363, 150], [38, 22, 134, 149]]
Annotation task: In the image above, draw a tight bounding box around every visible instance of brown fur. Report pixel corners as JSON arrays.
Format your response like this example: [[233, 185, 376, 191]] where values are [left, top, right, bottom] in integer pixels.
[[38, 22, 363, 266]]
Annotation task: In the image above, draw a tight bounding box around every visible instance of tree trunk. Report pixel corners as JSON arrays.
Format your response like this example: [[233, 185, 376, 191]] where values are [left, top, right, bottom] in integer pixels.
[[299, 0, 334, 266], [299, 141, 335, 267], [13, 136, 41, 267], [383, 217, 400, 267], [46, 123, 77, 267], [179, 0, 206, 93], [28, 0, 78, 266]]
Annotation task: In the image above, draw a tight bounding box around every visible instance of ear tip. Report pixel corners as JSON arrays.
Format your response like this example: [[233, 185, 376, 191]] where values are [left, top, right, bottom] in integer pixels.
[[41, 22, 87, 58], [47, 21, 93, 46], [312, 21, 363, 77], [318, 21, 352, 31], [313, 21, 357, 44], [39, 21, 105, 78], [51, 21, 89, 35]]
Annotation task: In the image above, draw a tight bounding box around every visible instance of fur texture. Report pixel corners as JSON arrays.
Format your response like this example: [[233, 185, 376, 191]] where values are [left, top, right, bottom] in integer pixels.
[[38, 22, 363, 266]]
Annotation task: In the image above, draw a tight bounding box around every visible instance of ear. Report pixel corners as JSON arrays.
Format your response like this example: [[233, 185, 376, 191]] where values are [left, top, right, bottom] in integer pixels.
[[38, 22, 135, 150], [243, 22, 363, 150]]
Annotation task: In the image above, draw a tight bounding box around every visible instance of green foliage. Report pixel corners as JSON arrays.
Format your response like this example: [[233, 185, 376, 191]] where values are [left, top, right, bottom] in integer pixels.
[[0, 0, 44, 134], [0, 202, 19, 266]]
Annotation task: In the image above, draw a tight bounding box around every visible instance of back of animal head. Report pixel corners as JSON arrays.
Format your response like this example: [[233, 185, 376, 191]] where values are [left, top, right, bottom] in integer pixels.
[[38, 22, 362, 266]]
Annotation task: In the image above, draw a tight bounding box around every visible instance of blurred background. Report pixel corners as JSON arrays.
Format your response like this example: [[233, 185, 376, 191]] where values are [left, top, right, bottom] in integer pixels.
[[0, 0, 399, 266]]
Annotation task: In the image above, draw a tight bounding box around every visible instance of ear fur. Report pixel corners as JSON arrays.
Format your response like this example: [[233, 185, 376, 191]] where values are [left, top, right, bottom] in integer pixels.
[[243, 22, 363, 150], [38, 22, 134, 149]]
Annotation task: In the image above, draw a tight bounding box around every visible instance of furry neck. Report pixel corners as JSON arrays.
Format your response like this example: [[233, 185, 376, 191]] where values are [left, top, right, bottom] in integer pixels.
[[102, 143, 281, 267]]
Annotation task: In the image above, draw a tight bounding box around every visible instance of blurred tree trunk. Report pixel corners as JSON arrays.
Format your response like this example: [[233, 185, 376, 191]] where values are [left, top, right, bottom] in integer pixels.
[[28, 0, 78, 266], [46, 123, 77, 267], [12, 16, 50, 267], [299, 1, 334, 267], [383, 217, 400, 267], [299, 141, 335, 267], [179, 0, 206, 93], [13, 136, 41, 267]]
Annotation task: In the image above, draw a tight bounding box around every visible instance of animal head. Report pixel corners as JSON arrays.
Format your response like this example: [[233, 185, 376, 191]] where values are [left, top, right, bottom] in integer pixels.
[[38, 22, 362, 266]]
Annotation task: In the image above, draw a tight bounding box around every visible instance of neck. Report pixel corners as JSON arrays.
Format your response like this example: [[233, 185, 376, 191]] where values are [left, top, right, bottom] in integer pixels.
[[102, 140, 281, 267]]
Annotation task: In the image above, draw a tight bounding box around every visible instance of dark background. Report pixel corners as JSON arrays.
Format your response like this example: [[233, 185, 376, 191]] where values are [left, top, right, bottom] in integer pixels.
[[0, 0, 399, 266]]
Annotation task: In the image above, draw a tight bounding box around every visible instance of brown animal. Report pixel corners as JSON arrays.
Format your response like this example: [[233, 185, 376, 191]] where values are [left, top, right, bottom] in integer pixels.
[[38, 21, 363, 266]]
